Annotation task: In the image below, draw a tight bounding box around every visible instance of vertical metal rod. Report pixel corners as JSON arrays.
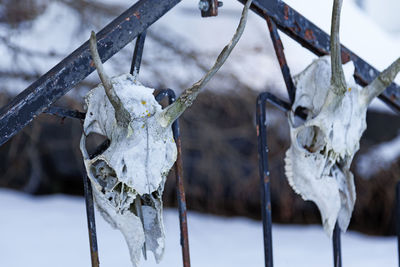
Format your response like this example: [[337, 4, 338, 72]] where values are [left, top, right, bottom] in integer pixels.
[[82, 173, 100, 267], [265, 16, 296, 104], [169, 90, 191, 267], [130, 30, 147, 76], [332, 223, 342, 267], [396, 181, 400, 267], [256, 93, 273, 267]]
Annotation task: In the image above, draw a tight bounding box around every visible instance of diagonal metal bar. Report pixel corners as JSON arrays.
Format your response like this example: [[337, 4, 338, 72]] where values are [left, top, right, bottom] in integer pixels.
[[44, 106, 86, 120], [238, 0, 400, 112], [0, 0, 182, 146]]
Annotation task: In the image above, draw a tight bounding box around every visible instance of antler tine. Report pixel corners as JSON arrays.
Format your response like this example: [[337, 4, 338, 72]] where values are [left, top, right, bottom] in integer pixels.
[[330, 0, 347, 95], [363, 57, 400, 105], [89, 31, 131, 127], [160, 0, 253, 127]]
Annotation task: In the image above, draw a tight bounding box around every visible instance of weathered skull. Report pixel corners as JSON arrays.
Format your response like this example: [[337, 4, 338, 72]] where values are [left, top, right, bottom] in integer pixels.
[[284, 0, 400, 237], [80, 74, 177, 265], [284, 56, 366, 236], [79, 1, 253, 265]]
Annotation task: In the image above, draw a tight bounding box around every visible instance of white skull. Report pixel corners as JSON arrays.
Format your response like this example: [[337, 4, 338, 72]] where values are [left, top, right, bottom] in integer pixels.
[[284, 55, 370, 236], [80, 73, 177, 266]]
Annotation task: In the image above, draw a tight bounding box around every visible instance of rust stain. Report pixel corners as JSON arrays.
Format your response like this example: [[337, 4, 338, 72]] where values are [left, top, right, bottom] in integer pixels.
[[341, 51, 351, 64], [391, 94, 397, 101], [90, 61, 95, 67], [275, 40, 287, 68], [267, 203, 271, 211], [304, 29, 315, 41], [133, 11, 140, 19], [264, 173, 270, 183], [284, 5, 289, 20], [256, 125, 259, 137]]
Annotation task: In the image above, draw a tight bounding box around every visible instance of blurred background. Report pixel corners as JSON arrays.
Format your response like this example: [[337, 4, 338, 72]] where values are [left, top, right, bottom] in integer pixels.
[[0, 0, 399, 244]]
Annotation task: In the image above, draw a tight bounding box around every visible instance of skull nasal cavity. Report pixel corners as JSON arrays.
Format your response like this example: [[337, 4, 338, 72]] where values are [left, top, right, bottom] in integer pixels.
[[296, 126, 326, 153]]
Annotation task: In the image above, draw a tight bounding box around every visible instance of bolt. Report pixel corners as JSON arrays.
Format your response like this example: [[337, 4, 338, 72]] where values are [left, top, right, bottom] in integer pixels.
[[198, 0, 210, 12]]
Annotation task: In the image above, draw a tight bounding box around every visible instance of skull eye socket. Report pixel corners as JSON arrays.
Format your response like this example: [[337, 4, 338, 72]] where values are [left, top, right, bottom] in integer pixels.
[[85, 132, 109, 157], [296, 125, 326, 153]]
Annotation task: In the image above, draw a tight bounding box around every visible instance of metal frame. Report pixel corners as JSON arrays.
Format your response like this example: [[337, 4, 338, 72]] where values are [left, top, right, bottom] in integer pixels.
[[0, 0, 399, 266], [255, 4, 399, 267]]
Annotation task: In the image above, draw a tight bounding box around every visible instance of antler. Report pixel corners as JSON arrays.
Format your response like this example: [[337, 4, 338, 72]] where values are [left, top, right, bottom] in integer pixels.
[[89, 31, 131, 127], [330, 0, 346, 95], [160, 0, 253, 127], [362, 57, 400, 105]]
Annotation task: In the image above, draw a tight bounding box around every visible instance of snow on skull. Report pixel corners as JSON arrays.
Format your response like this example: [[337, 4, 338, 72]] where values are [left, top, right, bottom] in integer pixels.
[[284, 0, 400, 237], [80, 1, 253, 266]]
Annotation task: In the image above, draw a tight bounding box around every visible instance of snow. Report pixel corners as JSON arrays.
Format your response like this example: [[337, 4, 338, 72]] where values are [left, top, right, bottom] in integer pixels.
[[0, 189, 397, 267], [356, 133, 400, 178]]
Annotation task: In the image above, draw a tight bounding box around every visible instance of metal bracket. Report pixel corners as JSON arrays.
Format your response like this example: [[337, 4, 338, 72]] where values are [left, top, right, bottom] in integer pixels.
[[199, 0, 223, 17]]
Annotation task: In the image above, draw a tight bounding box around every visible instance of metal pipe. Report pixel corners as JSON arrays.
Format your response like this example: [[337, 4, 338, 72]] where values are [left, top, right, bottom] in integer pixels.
[[256, 92, 274, 267], [396, 181, 400, 267], [82, 172, 100, 267], [332, 223, 342, 267], [155, 89, 191, 267]]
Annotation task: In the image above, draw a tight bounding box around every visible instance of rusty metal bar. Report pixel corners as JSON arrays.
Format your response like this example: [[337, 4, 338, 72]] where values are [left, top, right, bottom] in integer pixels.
[[44, 106, 85, 120], [155, 89, 191, 267], [396, 181, 400, 267], [256, 92, 274, 267], [0, 0, 182, 146], [265, 16, 295, 104], [130, 31, 147, 76], [81, 172, 100, 267], [238, 0, 400, 112], [333, 223, 342, 267]]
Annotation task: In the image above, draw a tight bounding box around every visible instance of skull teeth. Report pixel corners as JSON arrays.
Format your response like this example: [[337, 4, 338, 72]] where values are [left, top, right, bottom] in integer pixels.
[[284, 150, 303, 198]]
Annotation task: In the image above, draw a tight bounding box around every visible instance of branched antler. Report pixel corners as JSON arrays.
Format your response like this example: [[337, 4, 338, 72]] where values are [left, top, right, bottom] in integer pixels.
[[330, 0, 346, 95], [89, 31, 131, 127], [160, 0, 253, 127]]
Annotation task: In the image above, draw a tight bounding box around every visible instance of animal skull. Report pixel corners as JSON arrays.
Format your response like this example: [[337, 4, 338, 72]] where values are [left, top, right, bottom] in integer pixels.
[[80, 1, 252, 266], [284, 0, 400, 236], [80, 74, 177, 265], [285, 56, 364, 236]]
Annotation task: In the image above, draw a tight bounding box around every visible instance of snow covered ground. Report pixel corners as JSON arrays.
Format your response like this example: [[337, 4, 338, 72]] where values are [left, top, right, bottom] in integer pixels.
[[0, 189, 397, 267]]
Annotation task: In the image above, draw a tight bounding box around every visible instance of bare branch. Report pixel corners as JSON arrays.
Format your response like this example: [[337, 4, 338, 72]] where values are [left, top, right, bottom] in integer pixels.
[[330, 0, 346, 95], [363, 57, 400, 104], [89, 31, 131, 127], [160, 0, 253, 127]]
